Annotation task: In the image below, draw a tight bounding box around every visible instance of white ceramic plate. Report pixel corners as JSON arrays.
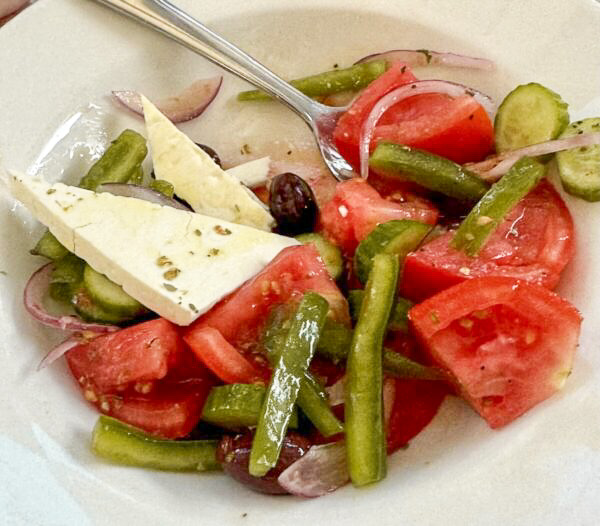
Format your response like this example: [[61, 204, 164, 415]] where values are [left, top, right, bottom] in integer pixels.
[[2, 1, 600, 524]]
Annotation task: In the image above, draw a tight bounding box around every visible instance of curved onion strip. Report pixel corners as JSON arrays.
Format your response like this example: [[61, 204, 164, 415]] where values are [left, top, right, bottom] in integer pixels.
[[467, 132, 600, 182], [112, 76, 223, 123], [97, 183, 192, 211], [325, 376, 345, 406], [37, 332, 101, 371], [24, 264, 119, 333], [0, 0, 29, 19], [278, 442, 349, 498], [359, 80, 496, 179], [356, 49, 494, 71]]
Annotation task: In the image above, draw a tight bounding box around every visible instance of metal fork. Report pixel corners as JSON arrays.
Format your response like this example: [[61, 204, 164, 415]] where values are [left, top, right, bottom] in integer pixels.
[[93, 0, 356, 181]]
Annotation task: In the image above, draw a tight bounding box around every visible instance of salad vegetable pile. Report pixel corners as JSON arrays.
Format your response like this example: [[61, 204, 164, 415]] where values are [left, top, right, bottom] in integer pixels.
[[7, 47, 600, 497]]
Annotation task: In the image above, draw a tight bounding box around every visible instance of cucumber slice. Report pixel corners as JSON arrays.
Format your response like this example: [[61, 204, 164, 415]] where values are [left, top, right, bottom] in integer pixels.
[[83, 264, 145, 318], [494, 82, 569, 153], [295, 233, 343, 280], [354, 219, 431, 284], [72, 287, 132, 324], [556, 118, 600, 201], [201, 384, 298, 430], [49, 254, 85, 302]]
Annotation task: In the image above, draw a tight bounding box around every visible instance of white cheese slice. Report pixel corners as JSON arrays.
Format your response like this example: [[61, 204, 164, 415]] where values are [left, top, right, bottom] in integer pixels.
[[142, 96, 274, 231], [10, 172, 298, 326], [226, 156, 271, 188]]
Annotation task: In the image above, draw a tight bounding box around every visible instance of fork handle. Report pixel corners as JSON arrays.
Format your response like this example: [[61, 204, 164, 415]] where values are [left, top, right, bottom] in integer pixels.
[[93, 0, 318, 122]]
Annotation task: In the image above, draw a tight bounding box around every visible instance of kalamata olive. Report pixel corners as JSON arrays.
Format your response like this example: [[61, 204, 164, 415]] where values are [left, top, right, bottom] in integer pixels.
[[195, 143, 222, 167], [216, 432, 312, 495], [269, 172, 318, 236]]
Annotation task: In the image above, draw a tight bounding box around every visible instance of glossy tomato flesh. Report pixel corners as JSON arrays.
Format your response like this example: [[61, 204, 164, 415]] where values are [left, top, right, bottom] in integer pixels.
[[409, 276, 581, 428], [401, 181, 575, 302]]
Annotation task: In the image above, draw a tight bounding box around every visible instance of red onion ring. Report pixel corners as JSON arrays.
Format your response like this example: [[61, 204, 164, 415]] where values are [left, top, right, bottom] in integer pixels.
[[356, 49, 495, 71], [24, 264, 119, 333], [278, 442, 349, 497], [112, 76, 223, 123], [97, 183, 192, 211], [359, 79, 496, 179], [37, 332, 101, 371], [467, 132, 600, 181], [0, 0, 29, 19], [325, 376, 345, 406]]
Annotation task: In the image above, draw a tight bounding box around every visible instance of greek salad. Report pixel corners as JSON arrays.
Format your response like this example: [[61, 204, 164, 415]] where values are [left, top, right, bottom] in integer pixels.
[[7, 49, 600, 496]]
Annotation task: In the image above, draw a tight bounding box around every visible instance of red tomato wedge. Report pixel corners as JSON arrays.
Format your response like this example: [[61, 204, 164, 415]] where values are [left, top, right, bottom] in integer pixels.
[[319, 178, 438, 254], [401, 181, 575, 301], [409, 277, 582, 429], [333, 63, 494, 168], [66, 318, 182, 393], [184, 326, 266, 384], [334, 62, 417, 168], [186, 245, 349, 349], [102, 378, 214, 439]]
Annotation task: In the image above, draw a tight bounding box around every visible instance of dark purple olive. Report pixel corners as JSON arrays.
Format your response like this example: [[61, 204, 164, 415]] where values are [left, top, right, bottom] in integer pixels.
[[216, 432, 312, 495], [269, 172, 318, 236], [195, 143, 222, 167]]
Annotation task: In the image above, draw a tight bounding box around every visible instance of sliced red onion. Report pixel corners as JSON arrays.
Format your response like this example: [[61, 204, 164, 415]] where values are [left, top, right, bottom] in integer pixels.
[[325, 376, 345, 406], [97, 183, 192, 211], [112, 76, 223, 123], [37, 332, 101, 371], [278, 442, 349, 497], [383, 377, 396, 429], [24, 264, 119, 333], [356, 49, 494, 71], [0, 0, 29, 19], [359, 79, 496, 179], [467, 132, 600, 181]]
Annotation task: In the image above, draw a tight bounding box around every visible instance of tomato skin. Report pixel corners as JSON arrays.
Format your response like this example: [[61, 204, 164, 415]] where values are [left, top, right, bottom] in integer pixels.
[[66, 318, 182, 393], [333, 63, 494, 169], [100, 377, 214, 439], [319, 179, 438, 254], [184, 326, 266, 384], [409, 276, 582, 429], [401, 181, 575, 302], [334, 62, 417, 169], [188, 245, 349, 348]]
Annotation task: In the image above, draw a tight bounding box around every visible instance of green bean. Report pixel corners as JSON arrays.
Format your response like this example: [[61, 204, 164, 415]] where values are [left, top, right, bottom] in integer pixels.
[[369, 142, 490, 201], [249, 292, 329, 477], [452, 156, 546, 256], [349, 290, 413, 334], [91, 416, 220, 472], [238, 60, 387, 101], [201, 384, 298, 430], [345, 253, 398, 487]]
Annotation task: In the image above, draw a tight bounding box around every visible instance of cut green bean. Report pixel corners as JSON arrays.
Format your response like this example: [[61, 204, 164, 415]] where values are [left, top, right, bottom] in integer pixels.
[[149, 178, 175, 198], [369, 142, 490, 201], [201, 384, 298, 429], [345, 253, 398, 487], [91, 415, 220, 472], [354, 220, 431, 284], [383, 351, 445, 381], [349, 290, 413, 334], [238, 60, 387, 101], [79, 129, 148, 191], [249, 292, 329, 477], [452, 156, 546, 256]]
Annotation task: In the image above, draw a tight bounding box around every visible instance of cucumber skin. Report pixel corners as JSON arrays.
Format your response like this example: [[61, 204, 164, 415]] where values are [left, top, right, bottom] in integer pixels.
[[494, 82, 569, 153], [30, 231, 69, 261], [295, 232, 343, 280], [556, 118, 600, 202], [83, 264, 145, 318]]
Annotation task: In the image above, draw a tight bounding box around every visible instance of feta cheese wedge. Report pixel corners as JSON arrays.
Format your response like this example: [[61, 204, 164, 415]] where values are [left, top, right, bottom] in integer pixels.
[[142, 96, 274, 231], [226, 156, 271, 189], [10, 173, 298, 326]]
